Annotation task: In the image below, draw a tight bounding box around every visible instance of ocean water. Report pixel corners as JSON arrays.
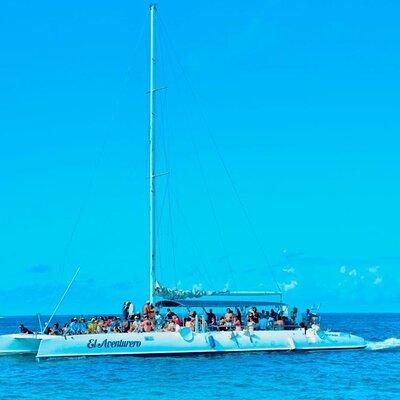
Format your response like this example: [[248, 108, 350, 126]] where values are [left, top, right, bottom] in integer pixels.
[[0, 313, 399, 400]]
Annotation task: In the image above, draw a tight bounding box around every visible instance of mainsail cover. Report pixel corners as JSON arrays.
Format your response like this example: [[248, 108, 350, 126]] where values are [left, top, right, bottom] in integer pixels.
[[153, 281, 229, 300]]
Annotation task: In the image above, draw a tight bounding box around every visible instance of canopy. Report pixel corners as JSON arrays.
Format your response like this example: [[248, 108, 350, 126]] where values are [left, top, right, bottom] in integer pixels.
[[155, 299, 286, 309]]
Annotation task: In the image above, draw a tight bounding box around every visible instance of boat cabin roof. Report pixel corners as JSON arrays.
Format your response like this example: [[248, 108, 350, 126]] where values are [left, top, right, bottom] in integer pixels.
[[155, 299, 286, 309]]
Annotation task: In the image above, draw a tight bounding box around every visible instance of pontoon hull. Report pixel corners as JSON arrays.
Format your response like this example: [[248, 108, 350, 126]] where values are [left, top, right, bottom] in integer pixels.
[[35, 329, 366, 359], [0, 334, 43, 355]]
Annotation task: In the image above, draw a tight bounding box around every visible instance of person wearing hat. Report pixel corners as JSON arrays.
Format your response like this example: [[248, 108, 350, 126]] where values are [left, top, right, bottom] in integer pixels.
[[130, 313, 142, 333], [87, 317, 98, 334]]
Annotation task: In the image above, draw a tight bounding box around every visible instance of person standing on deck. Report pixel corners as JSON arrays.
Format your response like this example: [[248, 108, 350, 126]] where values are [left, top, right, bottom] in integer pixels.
[[128, 301, 135, 319], [143, 300, 152, 317], [225, 308, 234, 329], [204, 308, 216, 325], [154, 310, 164, 330], [122, 301, 129, 320]]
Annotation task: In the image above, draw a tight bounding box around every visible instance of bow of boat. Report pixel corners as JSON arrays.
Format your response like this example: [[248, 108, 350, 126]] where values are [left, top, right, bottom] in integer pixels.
[[0, 333, 43, 355]]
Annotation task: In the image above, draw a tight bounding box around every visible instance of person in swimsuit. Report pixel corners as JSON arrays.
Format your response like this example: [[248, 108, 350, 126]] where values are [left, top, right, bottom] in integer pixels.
[[185, 317, 194, 331], [143, 301, 152, 317], [141, 316, 154, 332], [233, 316, 242, 331]]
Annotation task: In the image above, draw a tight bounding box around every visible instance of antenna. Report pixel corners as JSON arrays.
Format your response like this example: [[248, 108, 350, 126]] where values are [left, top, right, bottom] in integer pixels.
[[43, 267, 81, 333]]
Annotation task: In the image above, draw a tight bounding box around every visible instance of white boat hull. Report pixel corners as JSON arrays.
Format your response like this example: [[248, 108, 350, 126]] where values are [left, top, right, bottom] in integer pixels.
[[34, 328, 366, 359], [0, 334, 44, 355]]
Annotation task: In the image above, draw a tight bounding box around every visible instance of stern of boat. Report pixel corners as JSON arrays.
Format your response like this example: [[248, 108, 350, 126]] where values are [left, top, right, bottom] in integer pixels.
[[293, 328, 367, 350]]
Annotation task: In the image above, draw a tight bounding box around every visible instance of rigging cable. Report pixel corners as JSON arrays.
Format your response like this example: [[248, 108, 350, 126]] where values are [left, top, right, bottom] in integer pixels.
[[62, 16, 147, 270], [158, 15, 281, 292], [155, 21, 178, 286], [158, 19, 237, 289]]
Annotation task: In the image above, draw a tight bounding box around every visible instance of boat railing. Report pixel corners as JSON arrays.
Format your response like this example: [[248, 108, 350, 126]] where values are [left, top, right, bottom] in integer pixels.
[[197, 322, 300, 333]]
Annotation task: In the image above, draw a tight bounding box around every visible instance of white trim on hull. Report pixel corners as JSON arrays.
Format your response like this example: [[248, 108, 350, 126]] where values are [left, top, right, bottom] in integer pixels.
[[35, 328, 366, 359]]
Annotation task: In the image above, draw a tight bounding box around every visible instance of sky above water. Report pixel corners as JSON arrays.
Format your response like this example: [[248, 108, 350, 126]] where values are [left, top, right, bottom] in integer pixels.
[[0, 0, 399, 315]]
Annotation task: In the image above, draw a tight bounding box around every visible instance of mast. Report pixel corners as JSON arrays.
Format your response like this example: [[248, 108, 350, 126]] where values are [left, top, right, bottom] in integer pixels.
[[148, 3, 156, 304]]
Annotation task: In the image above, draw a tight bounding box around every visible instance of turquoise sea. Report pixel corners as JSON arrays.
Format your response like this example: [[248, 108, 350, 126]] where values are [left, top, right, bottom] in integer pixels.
[[0, 313, 399, 400]]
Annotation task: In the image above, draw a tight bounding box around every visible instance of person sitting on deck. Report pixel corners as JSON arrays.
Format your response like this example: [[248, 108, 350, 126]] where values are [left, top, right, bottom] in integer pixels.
[[247, 316, 256, 330], [110, 317, 121, 333], [290, 306, 298, 322], [104, 316, 112, 332], [76, 317, 87, 334], [131, 314, 142, 332], [283, 316, 294, 330], [96, 317, 104, 333], [111, 316, 120, 330], [62, 323, 70, 335], [128, 321, 137, 333], [141, 316, 154, 332], [251, 307, 260, 321], [50, 322, 62, 335], [219, 316, 227, 331], [164, 319, 176, 332], [154, 310, 164, 331], [208, 316, 218, 331], [275, 317, 284, 330], [247, 309, 259, 330], [122, 319, 130, 333], [259, 313, 267, 330], [87, 318, 98, 334], [69, 317, 78, 334], [266, 312, 275, 329], [270, 308, 278, 321], [185, 317, 194, 331], [233, 316, 242, 331], [102, 320, 110, 333], [172, 314, 181, 327], [19, 324, 33, 334]]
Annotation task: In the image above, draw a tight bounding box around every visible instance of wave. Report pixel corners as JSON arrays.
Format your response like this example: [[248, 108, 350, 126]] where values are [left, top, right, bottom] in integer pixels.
[[366, 338, 400, 351]]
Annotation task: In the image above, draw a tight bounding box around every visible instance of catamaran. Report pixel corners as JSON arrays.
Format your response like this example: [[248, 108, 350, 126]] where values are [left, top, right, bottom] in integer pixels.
[[0, 4, 366, 358]]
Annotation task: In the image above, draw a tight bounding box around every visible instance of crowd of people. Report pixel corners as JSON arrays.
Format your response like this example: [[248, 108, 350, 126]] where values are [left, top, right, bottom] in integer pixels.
[[19, 301, 317, 336]]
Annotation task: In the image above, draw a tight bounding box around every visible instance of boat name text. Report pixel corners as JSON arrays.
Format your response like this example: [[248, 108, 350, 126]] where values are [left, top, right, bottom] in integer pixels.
[[87, 339, 142, 349]]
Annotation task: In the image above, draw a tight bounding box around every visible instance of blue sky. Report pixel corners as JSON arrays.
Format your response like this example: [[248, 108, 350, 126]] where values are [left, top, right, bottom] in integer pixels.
[[0, 0, 399, 315]]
